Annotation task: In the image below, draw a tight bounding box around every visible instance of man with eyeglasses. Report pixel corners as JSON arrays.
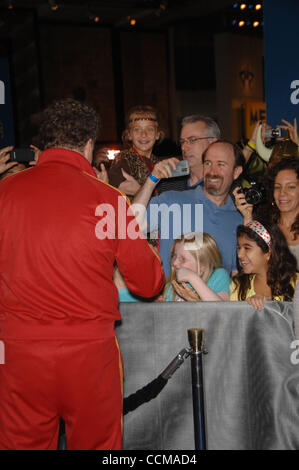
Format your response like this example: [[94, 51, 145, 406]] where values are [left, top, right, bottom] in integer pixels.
[[180, 115, 220, 187], [133, 140, 245, 278], [158, 115, 220, 193]]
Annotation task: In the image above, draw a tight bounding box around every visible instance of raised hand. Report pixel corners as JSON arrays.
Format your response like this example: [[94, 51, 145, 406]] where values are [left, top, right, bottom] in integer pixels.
[[0, 146, 18, 175], [118, 169, 141, 196], [232, 187, 253, 225], [278, 118, 299, 146]]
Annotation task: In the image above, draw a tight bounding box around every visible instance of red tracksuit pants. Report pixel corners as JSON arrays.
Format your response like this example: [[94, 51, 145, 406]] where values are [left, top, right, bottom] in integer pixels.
[[0, 336, 123, 450]]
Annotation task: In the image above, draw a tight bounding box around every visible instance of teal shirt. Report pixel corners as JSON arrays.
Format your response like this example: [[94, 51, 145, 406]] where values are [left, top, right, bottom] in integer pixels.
[[165, 268, 231, 301], [118, 288, 140, 303]]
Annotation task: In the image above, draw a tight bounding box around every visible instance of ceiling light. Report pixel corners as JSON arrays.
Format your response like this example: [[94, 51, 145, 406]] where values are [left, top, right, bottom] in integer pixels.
[[240, 3, 247, 9], [255, 3, 262, 10], [238, 20, 245, 27], [253, 21, 260, 27], [130, 18, 136, 26]]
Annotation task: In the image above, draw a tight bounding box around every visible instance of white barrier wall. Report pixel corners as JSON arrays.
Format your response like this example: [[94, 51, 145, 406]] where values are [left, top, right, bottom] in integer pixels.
[[117, 301, 299, 450]]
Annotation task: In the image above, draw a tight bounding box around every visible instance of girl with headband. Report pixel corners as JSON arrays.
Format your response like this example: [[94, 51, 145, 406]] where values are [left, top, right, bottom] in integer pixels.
[[230, 220, 299, 310], [108, 105, 164, 200]]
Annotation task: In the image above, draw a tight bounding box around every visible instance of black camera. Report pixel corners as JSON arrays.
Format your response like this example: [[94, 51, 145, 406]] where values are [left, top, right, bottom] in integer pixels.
[[8, 148, 35, 163], [238, 181, 266, 205]]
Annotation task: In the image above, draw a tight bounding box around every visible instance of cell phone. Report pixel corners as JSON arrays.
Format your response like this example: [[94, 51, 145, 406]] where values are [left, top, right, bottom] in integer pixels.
[[265, 128, 281, 139], [8, 148, 35, 163], [169, 160, 190, 178]]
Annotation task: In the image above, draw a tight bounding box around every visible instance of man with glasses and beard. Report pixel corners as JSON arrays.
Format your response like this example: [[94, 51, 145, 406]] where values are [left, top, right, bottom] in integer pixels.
[[133, 140, 245, 278]]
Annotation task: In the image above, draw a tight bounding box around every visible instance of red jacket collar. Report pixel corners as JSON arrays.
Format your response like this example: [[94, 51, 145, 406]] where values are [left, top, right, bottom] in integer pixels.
[[37, 148, 96, 177]]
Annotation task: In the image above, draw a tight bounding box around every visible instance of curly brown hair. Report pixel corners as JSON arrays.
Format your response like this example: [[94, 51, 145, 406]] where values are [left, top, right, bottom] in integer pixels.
[[265, 157, 299, 240], [37, 99, 99, 152]]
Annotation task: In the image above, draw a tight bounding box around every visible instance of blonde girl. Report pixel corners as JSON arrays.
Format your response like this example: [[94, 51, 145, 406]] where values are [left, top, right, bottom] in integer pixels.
[[163, 232, 230, 302]]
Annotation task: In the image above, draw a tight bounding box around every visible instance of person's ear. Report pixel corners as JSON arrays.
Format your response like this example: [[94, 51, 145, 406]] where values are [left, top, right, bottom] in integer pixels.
[[83, 138, 94, 163], [233, 165, 243, 181], [126, 129, 132, 141]]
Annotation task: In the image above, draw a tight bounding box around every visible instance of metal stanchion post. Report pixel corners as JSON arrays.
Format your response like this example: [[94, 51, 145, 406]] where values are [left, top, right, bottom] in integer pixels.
[[188, 328, 207, 450]]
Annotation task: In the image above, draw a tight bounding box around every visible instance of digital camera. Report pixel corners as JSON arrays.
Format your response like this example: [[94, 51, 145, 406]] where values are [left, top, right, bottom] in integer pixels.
[[265, 128, 281, 139], [238, 181, 266, 205]]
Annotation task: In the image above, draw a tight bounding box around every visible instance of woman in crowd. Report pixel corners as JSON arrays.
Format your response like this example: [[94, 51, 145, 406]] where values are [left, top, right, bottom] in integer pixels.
[[233, 157, 299, 268], [108, 105, 164, 199], [230, 220, 298, 310], [162, 232, 231, 302]]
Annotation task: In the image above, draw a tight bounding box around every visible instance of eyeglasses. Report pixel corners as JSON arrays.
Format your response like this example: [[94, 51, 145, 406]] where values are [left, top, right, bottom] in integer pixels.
[[178, 136, 214, 146]]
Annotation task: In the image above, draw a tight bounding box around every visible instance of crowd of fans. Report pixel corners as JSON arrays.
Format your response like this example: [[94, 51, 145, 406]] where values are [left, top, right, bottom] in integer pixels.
[[1, 98, 298, 450], [1, 105, 299, 313]]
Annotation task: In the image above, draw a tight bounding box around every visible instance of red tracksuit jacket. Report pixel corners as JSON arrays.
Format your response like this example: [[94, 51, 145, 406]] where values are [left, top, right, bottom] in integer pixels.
[[0, 148, 164, 339], [0, 148, 165, 450]]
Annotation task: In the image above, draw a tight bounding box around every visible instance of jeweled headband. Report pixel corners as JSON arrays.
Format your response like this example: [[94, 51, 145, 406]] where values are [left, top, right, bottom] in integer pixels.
[[246, 220, 271, 248], [128, 116, 157, 123]]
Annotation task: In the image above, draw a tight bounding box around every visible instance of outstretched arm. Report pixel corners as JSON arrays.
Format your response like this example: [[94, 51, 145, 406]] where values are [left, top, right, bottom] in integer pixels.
[[132, 157, 179, 209]]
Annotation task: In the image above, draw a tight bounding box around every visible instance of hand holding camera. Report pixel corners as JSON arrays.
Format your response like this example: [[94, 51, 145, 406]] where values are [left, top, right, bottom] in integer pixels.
[[0, 146, 19, 175], [151, 157, 180, 181], [232, 186, 253, 225]]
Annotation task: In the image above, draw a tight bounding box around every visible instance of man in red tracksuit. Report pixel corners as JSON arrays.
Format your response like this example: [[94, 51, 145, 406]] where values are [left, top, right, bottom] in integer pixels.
[[0, 99, 164, 450]]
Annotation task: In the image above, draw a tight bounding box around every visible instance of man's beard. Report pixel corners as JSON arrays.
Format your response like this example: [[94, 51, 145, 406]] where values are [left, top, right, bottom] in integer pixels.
[[204, 174, 224, 195]]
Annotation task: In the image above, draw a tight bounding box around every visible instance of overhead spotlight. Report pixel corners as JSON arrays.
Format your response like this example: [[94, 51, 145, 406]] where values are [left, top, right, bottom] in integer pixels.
[[233, 3, 238, 8], [7, 0, 13, 9], [238, 20, 245, 27], [253, 21, 260, 27], [240, 3, 247, 9], [130, 18, 136, 26], [49, 0, 59, 11], [255, 3, 262, 10], [232, 19, 237, 25]]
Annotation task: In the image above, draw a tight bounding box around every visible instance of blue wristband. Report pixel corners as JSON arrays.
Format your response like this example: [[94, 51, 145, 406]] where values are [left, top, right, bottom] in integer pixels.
[[148, 173, 160, 183]]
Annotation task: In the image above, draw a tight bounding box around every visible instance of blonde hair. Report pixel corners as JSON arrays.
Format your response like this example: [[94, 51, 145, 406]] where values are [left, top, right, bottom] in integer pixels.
[[163, 232, 222, 301], [122, 105, 165, 148]]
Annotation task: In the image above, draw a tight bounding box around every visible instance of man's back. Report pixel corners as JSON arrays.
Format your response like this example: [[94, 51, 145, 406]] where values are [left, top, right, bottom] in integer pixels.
[[0, 148, 164, 338]]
